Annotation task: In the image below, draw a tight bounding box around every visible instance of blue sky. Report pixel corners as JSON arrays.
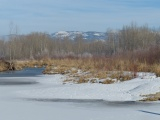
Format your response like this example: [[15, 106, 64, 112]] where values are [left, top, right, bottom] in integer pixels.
[[0, 0, 160, 35]]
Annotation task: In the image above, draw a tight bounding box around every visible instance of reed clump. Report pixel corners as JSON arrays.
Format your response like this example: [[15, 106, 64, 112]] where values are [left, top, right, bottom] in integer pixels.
[[141, 92, 160, 101], [0, 60, 8, 71]]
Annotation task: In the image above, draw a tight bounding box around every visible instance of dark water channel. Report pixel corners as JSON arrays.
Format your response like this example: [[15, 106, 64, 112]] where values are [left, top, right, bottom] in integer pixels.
[[0, 67, 44, 77], [0, 67, 44, 85]]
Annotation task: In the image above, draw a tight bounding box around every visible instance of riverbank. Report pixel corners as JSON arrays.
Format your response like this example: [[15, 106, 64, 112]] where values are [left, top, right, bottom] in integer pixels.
[[0, 59, 160, 101]]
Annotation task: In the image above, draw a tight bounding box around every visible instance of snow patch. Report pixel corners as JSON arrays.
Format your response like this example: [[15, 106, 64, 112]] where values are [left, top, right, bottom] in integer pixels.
[[55, 31, 69, 37], [16, 73, 160, 101], [94, 33, 100, 36]]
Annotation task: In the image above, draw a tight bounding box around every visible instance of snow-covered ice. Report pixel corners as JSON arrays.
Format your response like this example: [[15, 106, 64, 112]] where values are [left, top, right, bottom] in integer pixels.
[[0, 71, 160, 120], [16, 73, 160, 101]]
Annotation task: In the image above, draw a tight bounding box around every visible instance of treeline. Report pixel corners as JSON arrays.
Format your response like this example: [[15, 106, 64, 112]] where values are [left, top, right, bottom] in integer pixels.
[[0, 23, 160, 63]]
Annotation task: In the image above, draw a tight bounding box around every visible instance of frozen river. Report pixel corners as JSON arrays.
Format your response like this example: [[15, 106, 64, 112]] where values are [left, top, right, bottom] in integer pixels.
[[0, 68, 160, 120]]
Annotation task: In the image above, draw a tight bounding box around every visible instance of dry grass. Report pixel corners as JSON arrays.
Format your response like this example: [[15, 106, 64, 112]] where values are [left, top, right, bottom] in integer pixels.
[[12, 58, 159, 83], [89, 79, 97, 83], [63, 78, 76, 84], [2, 57, 160, 84], [101, 79, 115, 84], [0, 60, 8, 71], [94, 71, 108, 79], [152, 64, 160, 77], [108, 71, 135, 81], [141, 92, 160, 101], [0, 60, 23, 71], [8, 57, 160, 76], [77, 77, 89, 84]]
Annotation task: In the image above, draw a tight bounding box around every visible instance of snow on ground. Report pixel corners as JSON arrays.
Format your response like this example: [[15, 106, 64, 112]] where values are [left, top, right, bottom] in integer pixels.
[[16, 73, 160, 101], [0, 72, 160, 120]]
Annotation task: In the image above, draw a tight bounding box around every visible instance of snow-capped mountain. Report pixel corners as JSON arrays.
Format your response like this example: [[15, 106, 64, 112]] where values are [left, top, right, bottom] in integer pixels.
[[51, 31, 106, 41], [0, 31, 106, 41]]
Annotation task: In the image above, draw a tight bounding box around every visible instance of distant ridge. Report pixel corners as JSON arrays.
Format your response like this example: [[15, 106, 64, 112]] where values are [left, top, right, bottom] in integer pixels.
[[51, 31, 106, 41], [0, 31, 107, 41]]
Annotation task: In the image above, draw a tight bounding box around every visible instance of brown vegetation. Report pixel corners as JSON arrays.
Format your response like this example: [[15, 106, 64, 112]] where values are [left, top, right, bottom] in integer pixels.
[[101, 79, 115, 84], [0, 60, 23, 71], [41, 58, 140, 84], [0, 60, 9, 71], [141, 92, 160, 101]]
